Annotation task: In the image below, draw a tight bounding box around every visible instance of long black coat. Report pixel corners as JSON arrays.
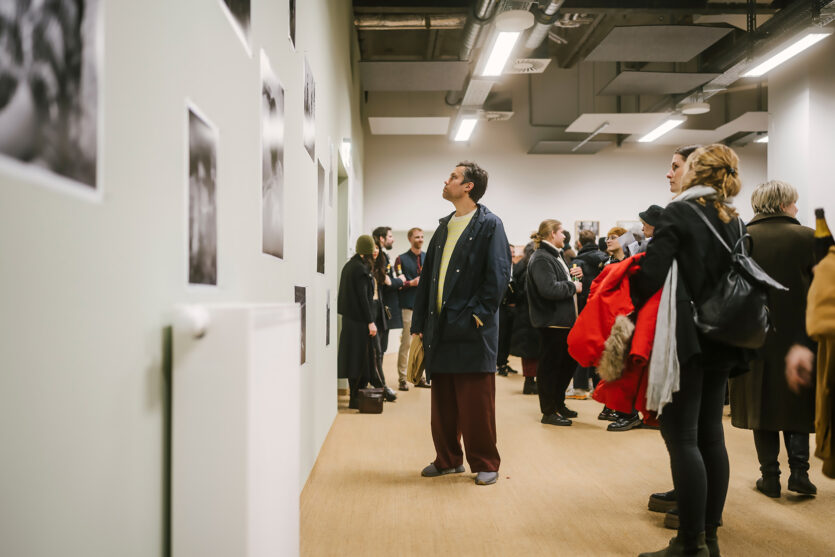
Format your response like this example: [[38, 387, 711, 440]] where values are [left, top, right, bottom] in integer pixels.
[[630, 198, 752, 374], [509, 258, 540, 359], [410, 205, 511, 375], [572, 244, 609, 310], [337, 254, 373, 380], [730, 213, 816, 432], [379, 250, 404, 329], [526, 241, 578, 329]]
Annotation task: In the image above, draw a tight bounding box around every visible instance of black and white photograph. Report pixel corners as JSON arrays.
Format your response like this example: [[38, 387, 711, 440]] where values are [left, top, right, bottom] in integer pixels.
[[188, 105, 218, 286], [261, 51, 285, 259], [295, 286, 306, 364], [574, 220, 600, 241], [303, 57, 316, 161], [326, 289, 331, 346], [0, 0, 100, 194], [316, 160, 326, 274], [288, 0, 296, 50], [219, 0, 250, 51]]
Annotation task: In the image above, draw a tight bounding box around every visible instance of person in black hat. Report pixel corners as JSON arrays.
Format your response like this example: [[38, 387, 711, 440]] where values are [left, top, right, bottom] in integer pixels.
[[639, 204, 665, 241]]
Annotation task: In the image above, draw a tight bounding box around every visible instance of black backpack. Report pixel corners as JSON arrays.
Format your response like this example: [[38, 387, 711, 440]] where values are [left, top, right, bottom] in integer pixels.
[[684, 201, 788, 349]]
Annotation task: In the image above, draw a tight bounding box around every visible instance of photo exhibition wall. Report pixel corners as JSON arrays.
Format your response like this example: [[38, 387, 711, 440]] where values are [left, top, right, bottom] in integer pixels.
[[0, 1, 364, 555]]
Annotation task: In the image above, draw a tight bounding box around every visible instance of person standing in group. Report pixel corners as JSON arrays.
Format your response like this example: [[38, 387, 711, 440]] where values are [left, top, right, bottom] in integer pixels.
[[729, 180, 817, 498], [497, 243, 520, 376], [631, 144, 753, 557], [410, 161, 511, 486], [372, 227, 405, 381], [337, 235, 381, 409], [604, 226, 628, 264], [526, 219, 584, 426], [395, 227, 429, 389], [510, 242, 541, 395]]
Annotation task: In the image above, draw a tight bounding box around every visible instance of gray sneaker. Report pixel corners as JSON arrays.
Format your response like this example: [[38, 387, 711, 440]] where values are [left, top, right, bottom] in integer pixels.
[[475, 471, 498, 485], [421, 463, 465, 477]]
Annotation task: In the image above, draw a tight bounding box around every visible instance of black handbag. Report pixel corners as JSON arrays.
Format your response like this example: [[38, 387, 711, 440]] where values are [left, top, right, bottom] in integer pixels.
[[684, 201, 788, 349]]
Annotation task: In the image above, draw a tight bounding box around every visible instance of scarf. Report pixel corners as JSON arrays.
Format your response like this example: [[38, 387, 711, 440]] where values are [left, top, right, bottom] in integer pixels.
[[646, 185, 723, 414]]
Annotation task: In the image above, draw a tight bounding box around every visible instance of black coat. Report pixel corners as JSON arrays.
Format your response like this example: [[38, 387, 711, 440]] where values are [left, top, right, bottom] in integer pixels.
[[410, 205, 511, 375], [337, 254, 373, 380], [572, 244, 608, 310], [378, 251, 404, 329], [509, 258, 540, 359], [630, 199, 751, 374], [526, 241, 578, 329], [729, 213, 816, 432], [395, 250, 425, 310]]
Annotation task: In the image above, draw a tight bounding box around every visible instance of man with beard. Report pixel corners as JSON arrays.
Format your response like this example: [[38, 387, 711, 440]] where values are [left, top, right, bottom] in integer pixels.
[[395, 227, 429, 390]]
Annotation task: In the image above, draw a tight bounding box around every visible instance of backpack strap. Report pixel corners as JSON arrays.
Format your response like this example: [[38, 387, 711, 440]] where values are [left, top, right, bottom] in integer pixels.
[[683, 201, 741, 255]]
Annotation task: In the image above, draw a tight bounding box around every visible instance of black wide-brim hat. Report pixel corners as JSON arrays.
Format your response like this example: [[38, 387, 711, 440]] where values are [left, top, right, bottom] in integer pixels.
[[639, 204, 665, 227]]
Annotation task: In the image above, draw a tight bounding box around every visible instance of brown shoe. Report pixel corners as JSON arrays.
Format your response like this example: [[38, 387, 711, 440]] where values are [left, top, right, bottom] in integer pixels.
[[398, 380, 410, 392], [415, 379, 431, 388]]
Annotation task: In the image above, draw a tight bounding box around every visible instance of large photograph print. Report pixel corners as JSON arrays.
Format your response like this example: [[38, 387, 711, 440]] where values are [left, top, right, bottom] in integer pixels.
[[0, 0, 100, 193], [316, 160, 326, 274], [188, 105, 218, 286], [261, 52, 285, 259], [295, 286, 306, 365], [219, 0, 250, 50], [303, 57, 315, 160]]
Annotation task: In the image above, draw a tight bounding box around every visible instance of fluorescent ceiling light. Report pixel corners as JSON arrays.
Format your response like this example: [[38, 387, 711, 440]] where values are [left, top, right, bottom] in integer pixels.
[[755, 135, 769, 143], [638, 116, 686, 143], [480, 31, 520, 77], [453, 118, 478, 142], [742, 32, 831, 77]]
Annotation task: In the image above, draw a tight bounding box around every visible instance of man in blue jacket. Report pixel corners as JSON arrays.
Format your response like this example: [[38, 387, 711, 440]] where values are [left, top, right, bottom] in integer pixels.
[[395, 227, 428, 390], [411, 161, 511, 486]]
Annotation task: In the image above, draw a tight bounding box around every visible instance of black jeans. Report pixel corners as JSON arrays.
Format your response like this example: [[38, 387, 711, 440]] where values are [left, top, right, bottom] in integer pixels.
[[753, 430, 810, 476], [536, 328, 576, 415], [659, 362, 730, 547]]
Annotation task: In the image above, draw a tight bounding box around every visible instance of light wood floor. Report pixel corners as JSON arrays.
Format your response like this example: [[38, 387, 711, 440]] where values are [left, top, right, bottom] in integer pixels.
[[301, 355, 835, 556]]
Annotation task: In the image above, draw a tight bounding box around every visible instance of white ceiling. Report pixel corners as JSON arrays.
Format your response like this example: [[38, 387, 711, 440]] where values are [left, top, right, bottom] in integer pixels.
[[566, 112, 672, 135], [368, 117, 451, 135], [626, 111, 769, 144]]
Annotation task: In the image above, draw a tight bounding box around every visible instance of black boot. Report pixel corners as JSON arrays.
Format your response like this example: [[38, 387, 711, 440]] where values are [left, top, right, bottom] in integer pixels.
[[383, 386, 398, 402], [786, 432, 817, 495], [648, 489, 677, 513], [753, 429, 781, 498], [756, 475, 781, 498], [638, 532, 708, 557], [523, 377, 538, 395], [705, 525, 720, 557]]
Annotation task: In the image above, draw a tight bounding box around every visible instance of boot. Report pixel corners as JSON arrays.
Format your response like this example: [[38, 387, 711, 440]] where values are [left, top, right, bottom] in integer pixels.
[[523, 377, 538, 395], [497, 364, 509, 376], [648, 489, 677, 513], [756, 475, 781, 498], [753, 430, 781, 497], [786, 432, 817, 495], [705, 526, 720, 557], [383, 386, 398, 402], [638, 532, 708, 557]]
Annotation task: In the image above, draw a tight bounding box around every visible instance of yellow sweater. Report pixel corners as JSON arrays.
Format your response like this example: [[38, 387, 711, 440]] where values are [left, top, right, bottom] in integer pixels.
[[437, 209, 475, 312]]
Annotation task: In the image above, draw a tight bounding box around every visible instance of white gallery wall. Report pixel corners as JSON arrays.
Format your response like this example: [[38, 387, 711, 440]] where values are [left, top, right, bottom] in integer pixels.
[[768, 36, 835, 222], [363, 75, 768, 244], [0, 1, 362, 556]]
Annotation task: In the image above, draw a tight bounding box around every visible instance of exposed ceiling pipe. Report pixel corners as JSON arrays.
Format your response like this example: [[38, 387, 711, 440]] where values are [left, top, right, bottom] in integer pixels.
[[354, 14, 467, 31], [446, 0, 501, 105], [523, 1, 566, 52]]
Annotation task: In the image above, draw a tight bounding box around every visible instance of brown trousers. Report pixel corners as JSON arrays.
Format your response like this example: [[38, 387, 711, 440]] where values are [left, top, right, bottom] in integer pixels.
[[431, 373, 500, 473]]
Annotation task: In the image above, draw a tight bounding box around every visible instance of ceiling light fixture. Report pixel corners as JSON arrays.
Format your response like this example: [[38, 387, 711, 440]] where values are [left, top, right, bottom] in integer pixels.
[[480, 31, 521, 77], [638, 115, 686, 143], [681, 102, 710, 115], [453, 117, 479, 142], [755, 135, 769, 143], [742, 31, 832, 77]]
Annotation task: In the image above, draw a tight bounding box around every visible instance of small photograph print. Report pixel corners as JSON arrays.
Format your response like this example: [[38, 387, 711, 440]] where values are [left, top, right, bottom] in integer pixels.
[[188, 106, 218, 286], [326, 289, 331, 346], [295, 286, 306, 364], [316, 160, 326, 274], [220, 0, 250, 50], [288, 0, 296, 50], [303, 57, 316, 161], [328, 140, 335, 207], [0, 0, 100, 192], [574, 221, 600, 242], [261, 52, 285, 259]]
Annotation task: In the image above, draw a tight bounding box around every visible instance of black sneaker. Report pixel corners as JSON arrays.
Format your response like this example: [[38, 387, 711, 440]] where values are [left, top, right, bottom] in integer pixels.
[[607, 414, 642, 432], [597, 407, 618, 421], [505, 364, 519, 374], [558, 404, 578, 418], [541, 413, 572, 426], [648, 489, 677, 513], [497, 365, 509, 377]]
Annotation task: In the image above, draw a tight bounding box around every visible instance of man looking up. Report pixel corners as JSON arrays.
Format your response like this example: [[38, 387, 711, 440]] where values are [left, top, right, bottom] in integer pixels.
[[395, 228, 429, 389], [411, 161, 511, 486]]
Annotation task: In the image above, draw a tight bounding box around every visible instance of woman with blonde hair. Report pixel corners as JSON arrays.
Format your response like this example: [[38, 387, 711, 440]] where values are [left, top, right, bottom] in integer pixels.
[[526, 219, 584, 426], [631, 144, 751, 557]]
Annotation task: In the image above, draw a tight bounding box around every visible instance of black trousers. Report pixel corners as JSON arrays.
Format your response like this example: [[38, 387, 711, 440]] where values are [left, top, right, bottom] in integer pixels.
[[497, 305, 514, 367], [753, 430, 810, 476], [536, 328, 576, 415], [348, 334, 386, 404], [659, 362, 730, 547]]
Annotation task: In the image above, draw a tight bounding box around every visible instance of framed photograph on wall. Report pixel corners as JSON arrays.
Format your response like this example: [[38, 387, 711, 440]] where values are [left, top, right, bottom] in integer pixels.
[[326, 289, 331, 346], [288, 0, 296, 50], [261, 51, 285, 259], [303, 57, 316, 161], [0, 0, 101, 199], [218, 0, 251, 53], [574, 221, 600, 242], [316, 160, 326, 274], [187, 103, 219, 286], [295, 286, 306, 364]]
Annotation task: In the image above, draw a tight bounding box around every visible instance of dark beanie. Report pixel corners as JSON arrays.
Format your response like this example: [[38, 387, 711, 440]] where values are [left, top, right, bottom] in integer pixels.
[[639, 205, 665, 227], [355, 235, 375, 255]]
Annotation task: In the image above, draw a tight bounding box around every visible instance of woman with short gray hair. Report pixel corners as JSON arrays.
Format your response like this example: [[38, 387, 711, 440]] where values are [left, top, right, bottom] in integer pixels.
[[729, 179, 817, 499]]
